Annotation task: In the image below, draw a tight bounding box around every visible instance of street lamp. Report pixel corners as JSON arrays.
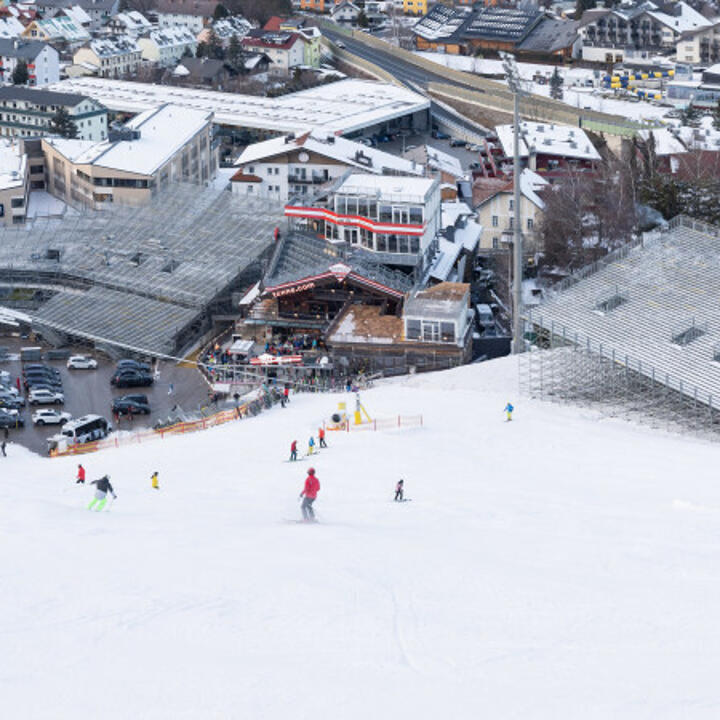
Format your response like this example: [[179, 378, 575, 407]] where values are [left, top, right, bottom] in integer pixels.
[[499, 51, 525, 355]]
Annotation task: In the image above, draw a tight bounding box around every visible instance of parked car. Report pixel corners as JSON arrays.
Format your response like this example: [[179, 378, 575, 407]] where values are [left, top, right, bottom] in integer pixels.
[[336, 40, 345, 48], [0, 370, 10, 384], [28, 388, 65, 405], [112, 395, 151, 415], [0, 409, 24, 428], [32, 408, 72, 425], [111, 370, 153, 388], [24, 376, 63, 391], [23, 364, 60, 376], [465, 143, 482, 152], [67, 355, 98, 370], [449, 138, 465, 147], [431, 129, 450, 139], [116, 359, 151, 373], [23, 367, 61, 381], [0, 393, 25, 409]]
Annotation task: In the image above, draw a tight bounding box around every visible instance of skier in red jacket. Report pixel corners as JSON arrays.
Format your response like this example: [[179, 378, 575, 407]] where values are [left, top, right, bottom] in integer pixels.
[[299, 468, 320, 522], [290, 439, 298, 462]]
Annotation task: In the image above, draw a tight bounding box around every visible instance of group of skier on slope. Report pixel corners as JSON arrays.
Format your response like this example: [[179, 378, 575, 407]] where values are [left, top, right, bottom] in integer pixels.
[[76, 463, 159, 511], [71, 382, 515, 519]]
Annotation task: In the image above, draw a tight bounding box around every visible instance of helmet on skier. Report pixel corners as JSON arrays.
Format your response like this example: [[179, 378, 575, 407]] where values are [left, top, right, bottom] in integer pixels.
[[308, 467, 315, 475]]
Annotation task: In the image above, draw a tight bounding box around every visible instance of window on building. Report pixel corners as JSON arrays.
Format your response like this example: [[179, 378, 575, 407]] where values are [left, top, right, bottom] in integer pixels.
[[527, 218, 534, 230], [267, 167, 272, 175], [11, 197, 24, 208], [492, 237, 499, 249], [440, 323, 455, 343], [422, 321, 439, 342], [406, 319, 421, 340], [409, 206, 423, 224], [492, 215, 498, 227], [410, 237, 420, 253], [508, 199, 514, 211]]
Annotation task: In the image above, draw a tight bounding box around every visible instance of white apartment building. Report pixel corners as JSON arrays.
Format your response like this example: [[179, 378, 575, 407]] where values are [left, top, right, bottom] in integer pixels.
[[43, 103, 216, 208], [22, 17, 91, 48], [154, 0, 216, 33], [74, 37, 142, 78], [138, 27, 197, 66], [232, 130, 423, 202], [107, 11, 153, 38], [241, 32, 305, 75], [0, 86, 108, 141], [0, 138, 29, 225], [0, 39, 60, 87]]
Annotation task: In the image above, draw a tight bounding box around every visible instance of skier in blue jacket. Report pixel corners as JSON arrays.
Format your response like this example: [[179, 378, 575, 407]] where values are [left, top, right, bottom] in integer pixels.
[[504, 402, 514, 422]]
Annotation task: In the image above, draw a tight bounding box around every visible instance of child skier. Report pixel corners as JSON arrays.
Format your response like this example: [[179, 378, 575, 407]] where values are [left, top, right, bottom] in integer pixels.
[[318, 426, 327, 448], [76, 463, 86, 484], [290, 440, 298, 462], [88, 475, 116, 511], [394, 479, 404, 502], [299, 468, 320, 522], [504, 402, 514, 422], [307, 435, 315, 456], [151, 471, 159, 490]]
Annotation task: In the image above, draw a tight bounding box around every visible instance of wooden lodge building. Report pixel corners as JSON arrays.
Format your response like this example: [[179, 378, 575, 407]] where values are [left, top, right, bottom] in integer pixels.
[[240, 232, 473, 375]]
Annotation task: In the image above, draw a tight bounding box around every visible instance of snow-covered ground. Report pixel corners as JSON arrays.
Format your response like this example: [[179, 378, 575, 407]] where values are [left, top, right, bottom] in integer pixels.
[[415, 52, 671, 123], [3, 356, 720, 718]]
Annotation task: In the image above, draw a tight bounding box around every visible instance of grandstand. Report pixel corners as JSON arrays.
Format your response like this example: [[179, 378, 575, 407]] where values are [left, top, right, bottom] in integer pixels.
[[523, 216, 720, 435], [0, 184, 285, 356]]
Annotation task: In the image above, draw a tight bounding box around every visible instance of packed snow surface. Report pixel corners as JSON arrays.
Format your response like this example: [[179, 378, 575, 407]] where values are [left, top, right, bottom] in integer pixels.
[[2, 356, 720, 718]]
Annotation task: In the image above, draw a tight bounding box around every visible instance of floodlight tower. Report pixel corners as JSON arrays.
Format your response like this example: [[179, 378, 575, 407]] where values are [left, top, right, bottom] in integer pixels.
[[500, 51, 524, 355]]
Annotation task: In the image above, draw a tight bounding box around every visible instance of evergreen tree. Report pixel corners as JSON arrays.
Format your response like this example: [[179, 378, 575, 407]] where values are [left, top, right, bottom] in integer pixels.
[[227, 34, 241, 71], [574, 0, 596, 18], [213, 3, 229, 19], [549, 67, 564, 101], [681, 101, 702, 128], [48, 107, 78, 139], [206, 28, 224, 60], [357, 9, 369, 28], [713, 98, 720, 131], [12, 60, 28, 85]]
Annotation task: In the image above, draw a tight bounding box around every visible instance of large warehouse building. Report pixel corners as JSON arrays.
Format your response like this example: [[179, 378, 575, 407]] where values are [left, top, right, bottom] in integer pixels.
[[45, 77, 431, 138]]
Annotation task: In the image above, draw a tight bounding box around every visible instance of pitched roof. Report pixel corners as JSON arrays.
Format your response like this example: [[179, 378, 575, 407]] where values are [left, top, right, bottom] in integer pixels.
[[154, 0, 219, 17], [236, 130, 423, 176], [241, 30, 301, 51], [178, 56, 225, 80], [0, 85, 89, 107], [0, 38, 49, 60], [518, 18, 579, 53]]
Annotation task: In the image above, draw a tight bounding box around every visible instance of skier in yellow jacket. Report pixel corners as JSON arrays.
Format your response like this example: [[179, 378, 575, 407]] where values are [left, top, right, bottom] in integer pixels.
[[151, 471, 159, 489]]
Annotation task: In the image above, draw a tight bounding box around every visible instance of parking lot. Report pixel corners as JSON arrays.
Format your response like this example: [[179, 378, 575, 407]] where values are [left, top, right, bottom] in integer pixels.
[[0, 336, 211, 456]]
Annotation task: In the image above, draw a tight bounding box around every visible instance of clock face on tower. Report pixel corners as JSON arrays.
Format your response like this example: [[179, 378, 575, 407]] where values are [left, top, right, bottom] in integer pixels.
[[298, 151, 309, 163]]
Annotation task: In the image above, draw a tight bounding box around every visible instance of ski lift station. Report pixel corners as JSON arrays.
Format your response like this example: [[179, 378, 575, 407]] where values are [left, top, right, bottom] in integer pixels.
[[45, 77, 431, 140]]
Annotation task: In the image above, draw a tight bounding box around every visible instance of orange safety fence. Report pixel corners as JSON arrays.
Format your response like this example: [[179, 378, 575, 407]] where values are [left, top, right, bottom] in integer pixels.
[[50, 402, 257, 458], [326, 415, 423, 432]]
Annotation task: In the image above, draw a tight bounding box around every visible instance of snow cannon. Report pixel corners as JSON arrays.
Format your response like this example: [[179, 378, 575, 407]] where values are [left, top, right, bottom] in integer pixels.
[[328, 402, 348, 430]]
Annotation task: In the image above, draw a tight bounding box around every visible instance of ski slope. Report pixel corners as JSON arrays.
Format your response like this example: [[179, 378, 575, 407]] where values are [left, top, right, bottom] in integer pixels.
[[2, 356, 720, 719]]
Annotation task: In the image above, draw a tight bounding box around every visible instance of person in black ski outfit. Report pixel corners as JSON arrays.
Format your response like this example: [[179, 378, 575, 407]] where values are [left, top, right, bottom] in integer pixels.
[[88, 475, 116, 511], [394, 479, 404, 502]]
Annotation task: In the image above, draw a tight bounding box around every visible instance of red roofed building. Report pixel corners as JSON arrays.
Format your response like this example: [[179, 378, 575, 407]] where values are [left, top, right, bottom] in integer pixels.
[[241, 30, 304, 74]]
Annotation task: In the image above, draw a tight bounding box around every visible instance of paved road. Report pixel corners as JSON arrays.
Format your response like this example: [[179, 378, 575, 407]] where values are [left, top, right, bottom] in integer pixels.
[[0, 337, 211, 456], [324, 27, 491, 139]]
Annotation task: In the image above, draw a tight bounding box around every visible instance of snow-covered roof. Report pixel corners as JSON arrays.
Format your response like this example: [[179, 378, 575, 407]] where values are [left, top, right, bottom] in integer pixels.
[[0, 139, 26, 191], [63, 4, 91, 26], [45, 103, 211, 176], [428, 238, 463, 282], [645, 2, 710, 34], [44, 77, 430, 136], [441, 201, 473, 228], [211, 16, 252, 41], [112, 10, 152, 34], [30, 16, 90, 42], [519, 168, 548, 210], [85, 35, 139, 58], [638, 128, 687, 157], [422, 144, 464, 179], [144, 26, 196, 49], [0, 17, 25, 39], [236, 131, 423, 177], [453, 218, 482, 252], [336, 173, 438, 203], [496, 121, 601, 162]]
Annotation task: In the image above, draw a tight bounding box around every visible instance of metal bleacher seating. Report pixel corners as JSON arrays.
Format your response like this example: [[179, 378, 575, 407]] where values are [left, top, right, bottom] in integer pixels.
[[530, 217, 720, 409]]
